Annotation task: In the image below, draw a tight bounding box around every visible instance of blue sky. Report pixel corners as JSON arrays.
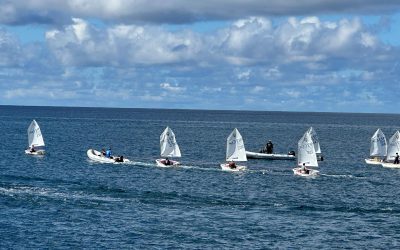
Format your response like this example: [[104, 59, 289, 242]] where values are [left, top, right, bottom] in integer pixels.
[[1, 0, 400, 113]]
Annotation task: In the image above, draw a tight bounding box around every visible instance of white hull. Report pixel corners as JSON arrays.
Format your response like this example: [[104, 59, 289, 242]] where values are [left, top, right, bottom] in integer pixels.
[[381, 162, 400, 168], [292, 167, 319, 177], [365, 158, 384, 165], [87, 149, 129, 164], [220, 163, 246, 172], [246, 151, 295, 160], [25, 149, 45, 155], [155, 159, 180, 167]]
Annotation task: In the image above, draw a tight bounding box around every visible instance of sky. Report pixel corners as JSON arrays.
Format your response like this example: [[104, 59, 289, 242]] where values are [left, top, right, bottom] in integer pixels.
[[1, 0, 400, 113]]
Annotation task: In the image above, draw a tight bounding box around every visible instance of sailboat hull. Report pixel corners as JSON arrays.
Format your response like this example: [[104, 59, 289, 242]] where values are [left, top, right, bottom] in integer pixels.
[[381, 162, 400, 168], [25, 149, 45, 155], [220, 163, 246, 172], [155, 159, 180, 167], [292, 167, 319, 177], [365, 158, 383, 165]]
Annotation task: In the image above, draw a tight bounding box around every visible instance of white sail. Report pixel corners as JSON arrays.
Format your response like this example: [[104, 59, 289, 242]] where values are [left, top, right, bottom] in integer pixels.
[[226, 128, 247, 162], [27, 120, 45, 148], [386, 131, 400, 161], [297, 130, 318, 167], [370, 128, 387, 157], [160, 126, 181, 157], [307, 127, 321, 154]]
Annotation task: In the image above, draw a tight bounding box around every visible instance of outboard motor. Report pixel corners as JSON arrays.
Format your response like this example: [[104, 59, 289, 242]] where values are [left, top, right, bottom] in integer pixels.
[[288, 150, 295, 156]]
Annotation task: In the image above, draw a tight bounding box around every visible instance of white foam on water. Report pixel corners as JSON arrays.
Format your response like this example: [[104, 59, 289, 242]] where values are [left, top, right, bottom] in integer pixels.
[[246, 169, 269, 174], [179, 165, 221, 172], [321, 174, 367, 179], [0, 186, 124, 202]]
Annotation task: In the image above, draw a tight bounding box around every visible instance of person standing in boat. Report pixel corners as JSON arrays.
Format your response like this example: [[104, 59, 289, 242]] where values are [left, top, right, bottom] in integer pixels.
[[30, 145, 36, 153], [394, 153, 400, 164], [266, 140, 273, 154], [106, 148, 112, 158], [260, 140, 274, 154]]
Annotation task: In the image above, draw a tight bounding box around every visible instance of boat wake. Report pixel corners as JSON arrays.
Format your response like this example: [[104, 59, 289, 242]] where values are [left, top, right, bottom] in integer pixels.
[[0, 186, 124, 202], [321, 174, 367, 179]]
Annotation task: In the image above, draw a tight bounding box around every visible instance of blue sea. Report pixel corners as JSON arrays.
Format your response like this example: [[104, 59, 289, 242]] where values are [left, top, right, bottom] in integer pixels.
[[1, 106, 400, 249]]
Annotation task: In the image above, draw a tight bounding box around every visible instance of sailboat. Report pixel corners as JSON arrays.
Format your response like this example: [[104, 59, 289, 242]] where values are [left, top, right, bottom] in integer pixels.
[[155, 126, 181, 167], [308, 127, 323, 161], [365, 128, 387, 165], [293, 130, 319, 176], [220, 128, 247, 172], [25, 120, 45, 155], [381, 131, 400, 168]]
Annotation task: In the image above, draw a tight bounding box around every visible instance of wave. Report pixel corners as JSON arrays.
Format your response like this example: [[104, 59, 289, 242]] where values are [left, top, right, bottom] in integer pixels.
[[320, 174, 368, 179], [0, 186, 125, 203], [292, 204, 400, 214]]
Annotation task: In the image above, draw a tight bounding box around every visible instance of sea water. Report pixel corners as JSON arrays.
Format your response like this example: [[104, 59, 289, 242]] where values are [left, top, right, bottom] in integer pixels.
[[1, 106, 400, 248]]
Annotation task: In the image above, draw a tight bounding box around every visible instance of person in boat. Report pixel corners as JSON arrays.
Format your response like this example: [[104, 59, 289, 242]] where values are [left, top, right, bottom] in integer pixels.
[[106, 148, 112, 158], [30, 145, 36, 153], [115, 155, 124, 163], [300, 163, 310, 174], [228, 161, 237, 169], [394, 153, 400, 164], [266, 140, 273, 154], [259, 140, 273, 154], [101, 148, 106, 156], [164, 158, 172, 165]]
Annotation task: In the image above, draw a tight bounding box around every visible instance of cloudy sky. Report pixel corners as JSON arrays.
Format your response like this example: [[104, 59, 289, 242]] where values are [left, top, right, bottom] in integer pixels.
[[1, 0, 400, 113]]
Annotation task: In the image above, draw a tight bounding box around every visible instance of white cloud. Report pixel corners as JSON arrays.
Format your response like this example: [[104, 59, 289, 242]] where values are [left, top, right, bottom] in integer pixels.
[[4, 88, 77, 99], [46, 19, 203, 66], [140, 94, 164, 102], [237, 70, 251, 80], [43, 16, 390, 71], [0, 29, 23, 66], [357, 90, 383, 105], [200, 87, 222, 93], [249, 86, 265, 94], [283, 89, 301, 98], [263, 67, 282, 80], [360, 32, 377, 48], [160, 82, 186, 93]]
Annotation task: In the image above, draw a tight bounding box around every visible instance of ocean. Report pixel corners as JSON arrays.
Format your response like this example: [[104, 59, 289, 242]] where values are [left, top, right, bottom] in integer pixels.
[[1, 106, 400, 249]]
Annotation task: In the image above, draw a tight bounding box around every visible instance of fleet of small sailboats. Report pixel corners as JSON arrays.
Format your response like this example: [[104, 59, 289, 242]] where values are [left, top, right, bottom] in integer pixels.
[[23, 119, 400, 175], [25, 120, 45, 155], [155, 126, 181, 167], [220, 128, 247, 172]]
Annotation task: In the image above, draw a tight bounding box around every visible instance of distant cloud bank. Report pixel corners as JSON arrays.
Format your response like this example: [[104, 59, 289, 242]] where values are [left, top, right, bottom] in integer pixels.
[[1, 0, 400, 25]]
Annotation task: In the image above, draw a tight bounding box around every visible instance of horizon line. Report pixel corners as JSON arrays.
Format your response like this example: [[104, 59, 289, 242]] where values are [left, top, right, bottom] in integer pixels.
[[1, 104, 398, 116]]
